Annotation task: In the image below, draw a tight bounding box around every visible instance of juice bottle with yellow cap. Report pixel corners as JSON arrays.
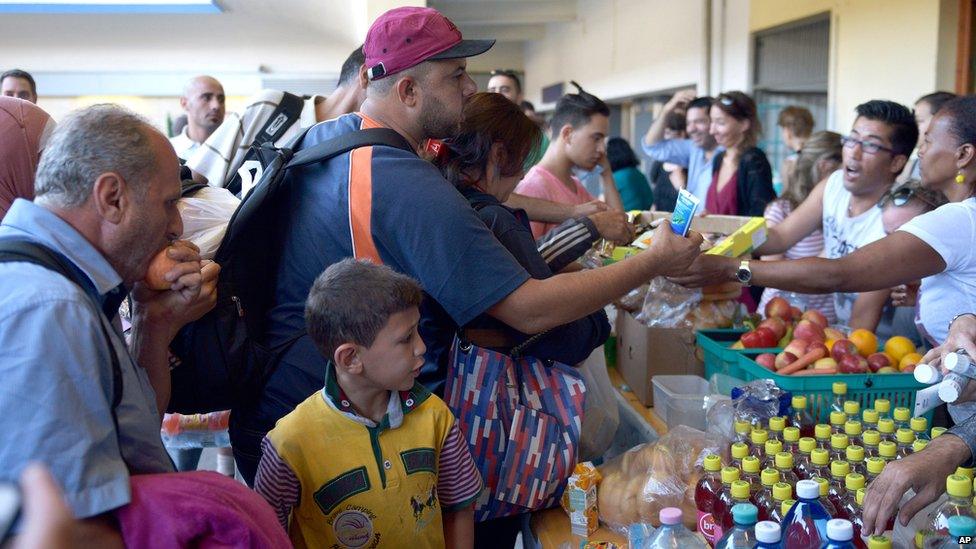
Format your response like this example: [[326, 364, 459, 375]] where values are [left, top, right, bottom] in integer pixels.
[[911, 416, 930, 442], [923, 474, 976, 547], [830, 411, 847, 435], [844, 400, 861, 424], [714, 467, 742, 538], [877, 441, 897, 462], [863, 409, 880, 432], [865, 457, 886, 484], [845, 420, 864, 448], [783, 426, 801, 456], [731, 441, 749, 470], [828, 461, 852, 517], [932, 426, 948, 439], [768, 416, 786, 442], [764, 439, 784, 470], [695, 454, 724, 545], [779, 497, 797, 523], [815, 424, 833, 450], [867, 534, 891, 549], [874, 398, 891, 421], [876, 418, 896, 444], [809, 448, 832, 480], [912, 438, 928, 453], [750, 429, 770, 461], [894, 428, 915, 459], [862, 430, 881, 458], [847, 445, 867, 477], [720, 480, 754, 531], [734, 419, 753, 444], [840, 473, 866, 522], [768, 482, 793, 522], [755, 468, 780, 520], [792, 395, 816, 438], [831, 433, 851, 462], [796, 437, 817, 479], [775, 451, 800, 487], [831, 382, 848, 415], [741, 456, 763, 499], [957, 467, 975, 480], [813, 476, 839, 518], [892, 407, 911, 431]]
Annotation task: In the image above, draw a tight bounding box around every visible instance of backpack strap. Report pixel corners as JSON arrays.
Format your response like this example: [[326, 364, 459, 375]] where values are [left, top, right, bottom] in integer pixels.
[[254, 91, 306, 148], [0, 240, 125, 424], [284, 127, 414, 169]]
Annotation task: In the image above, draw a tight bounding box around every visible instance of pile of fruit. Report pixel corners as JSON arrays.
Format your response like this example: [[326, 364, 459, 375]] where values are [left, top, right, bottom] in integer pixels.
[[734, 297, 923, 376]]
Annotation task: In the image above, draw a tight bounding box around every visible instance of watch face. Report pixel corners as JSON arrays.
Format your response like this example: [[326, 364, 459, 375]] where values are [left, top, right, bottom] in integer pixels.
[[736, 268, 750, 283]]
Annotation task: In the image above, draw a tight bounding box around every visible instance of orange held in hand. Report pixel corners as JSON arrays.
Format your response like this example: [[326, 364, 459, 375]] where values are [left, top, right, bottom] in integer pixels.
[[143, 247, 180, 290], [848, 329, 878, 358]]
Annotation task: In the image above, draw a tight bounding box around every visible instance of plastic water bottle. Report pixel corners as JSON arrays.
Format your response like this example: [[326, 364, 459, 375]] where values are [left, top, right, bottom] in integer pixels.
[[912, 416, 931, 441], [735, 419, 754, 444], [874, 399, 891, 421], [892, 407, 911, 431], [844, 400, 861, 423], [894, 428, 915, 459], [823, 518, 858, 548], [862, 409, 880, 433], [781, 479, 831, 549], [815, 424, 833, 450], [714, 503, 758, 549], [831, 382, 848, 415], [755, 520, 781, 548], [830, 411, 848, 435], [845, 420, 864, 449], [862, 430, 881, 458], [643, 507, 709, 549], [935, 515, 976, 548], [876, 418, 896, 444], [768, 416, 786, 442], [847, 445, 867, 477]]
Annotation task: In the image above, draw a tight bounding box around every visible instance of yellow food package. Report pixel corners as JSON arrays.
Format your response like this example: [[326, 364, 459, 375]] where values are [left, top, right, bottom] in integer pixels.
[[566, 462, 601, 537]]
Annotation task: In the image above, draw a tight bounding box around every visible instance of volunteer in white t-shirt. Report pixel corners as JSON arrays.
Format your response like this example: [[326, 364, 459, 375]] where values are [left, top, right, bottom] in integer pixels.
[[671, 100, 919, 333]]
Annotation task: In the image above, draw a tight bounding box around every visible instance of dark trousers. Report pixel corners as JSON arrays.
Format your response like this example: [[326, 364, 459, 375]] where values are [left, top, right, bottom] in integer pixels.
[[474, 514, 523, 549]]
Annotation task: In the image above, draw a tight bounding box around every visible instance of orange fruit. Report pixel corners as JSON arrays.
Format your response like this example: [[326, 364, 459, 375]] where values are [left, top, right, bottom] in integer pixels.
[[899, 352, 923, 371], [825, 339, 837, 352], [883, 336, 916, 363], [849, 329, 878, 358]]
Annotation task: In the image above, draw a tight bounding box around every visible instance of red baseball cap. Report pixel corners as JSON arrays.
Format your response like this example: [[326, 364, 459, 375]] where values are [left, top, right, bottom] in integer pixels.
[[364, 6, 495, 81]]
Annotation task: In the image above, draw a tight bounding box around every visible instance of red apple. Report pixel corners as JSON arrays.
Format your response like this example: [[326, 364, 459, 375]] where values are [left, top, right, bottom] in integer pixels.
[[741, 327, 778, 348], [758, 317, 788, 341], [784, 339, 809, 358], [814, 357, 838, 370], [794, 320, 826, 343], [838, 353, 869, 374], [824, 328, 845, 342], [756, 353, 777, 370], [790, 306, 803, 321], [831, 339, 858, 361], [806, 342, 829, 358], [867, 352, 893, 373], [901, 363, 917, 374], [801, 309, 829, 329], [775, 351, 798, 370], [765, 297, 791, 320]]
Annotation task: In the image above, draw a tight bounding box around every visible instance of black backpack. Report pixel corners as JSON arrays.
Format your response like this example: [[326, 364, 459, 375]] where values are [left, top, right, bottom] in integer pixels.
[[167, 126, 414, 414]]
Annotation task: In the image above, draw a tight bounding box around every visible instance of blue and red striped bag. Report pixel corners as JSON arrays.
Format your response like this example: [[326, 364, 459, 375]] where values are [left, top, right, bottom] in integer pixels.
[[443, 336, 586, 521]]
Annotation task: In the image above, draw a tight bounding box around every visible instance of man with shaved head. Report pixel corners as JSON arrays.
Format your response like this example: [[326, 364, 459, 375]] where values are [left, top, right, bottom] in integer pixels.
[[170, 75, 225, 160]]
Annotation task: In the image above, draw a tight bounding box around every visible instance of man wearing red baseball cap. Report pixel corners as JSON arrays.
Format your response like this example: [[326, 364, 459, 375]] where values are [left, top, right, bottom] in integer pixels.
[[236, 6, 701, 545]]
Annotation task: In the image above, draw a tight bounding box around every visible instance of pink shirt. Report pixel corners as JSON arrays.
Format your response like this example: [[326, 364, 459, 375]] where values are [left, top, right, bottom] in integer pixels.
[[516, 165, 595, 239]]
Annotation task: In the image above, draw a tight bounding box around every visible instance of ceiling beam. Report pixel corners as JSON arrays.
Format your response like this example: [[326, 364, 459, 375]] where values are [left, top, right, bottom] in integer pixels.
[[431, 0, 575, 26]]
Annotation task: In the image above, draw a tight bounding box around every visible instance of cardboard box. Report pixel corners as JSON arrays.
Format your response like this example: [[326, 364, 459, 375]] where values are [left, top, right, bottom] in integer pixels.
[[615, 308, 704, 407]]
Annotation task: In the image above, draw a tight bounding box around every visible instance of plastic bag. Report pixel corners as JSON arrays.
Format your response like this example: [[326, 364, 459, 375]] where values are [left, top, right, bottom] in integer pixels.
[[730, 379, 791, 427], [635, 277, 702, 328], [177, 187, 240, 260], [579, 345, 621, 461], [617, 284, 649, 313], [596, 426, 729, 533]]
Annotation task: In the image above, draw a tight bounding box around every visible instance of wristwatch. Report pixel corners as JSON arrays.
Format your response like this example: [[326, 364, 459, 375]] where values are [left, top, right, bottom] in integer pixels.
[[735, 260, 752, 287]]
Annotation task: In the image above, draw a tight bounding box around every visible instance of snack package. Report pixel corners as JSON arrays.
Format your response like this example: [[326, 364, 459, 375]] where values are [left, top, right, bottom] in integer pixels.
[[596, 426, 729, 533], [565, 462, 602, 537]]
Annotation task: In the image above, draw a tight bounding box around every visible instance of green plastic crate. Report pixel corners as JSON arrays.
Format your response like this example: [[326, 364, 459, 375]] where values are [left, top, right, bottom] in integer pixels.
[[697, 329, 781, 379], [736, 351, 933, 424]]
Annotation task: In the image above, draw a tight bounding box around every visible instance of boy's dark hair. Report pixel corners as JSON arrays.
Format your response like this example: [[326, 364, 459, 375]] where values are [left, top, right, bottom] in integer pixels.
[[520, 100, 536, 112], [489, 69, 521, 93], [687, 96, 714, 111], [305, 259, 423, 359], [337, 45, 365, 87], [664, 110, 687, 133], [854, 100, 918, 157], [0, 69, 36, 97], [549, 81, 610, 136], [916, 91, 957, 115], [606, 137, 639, 171]]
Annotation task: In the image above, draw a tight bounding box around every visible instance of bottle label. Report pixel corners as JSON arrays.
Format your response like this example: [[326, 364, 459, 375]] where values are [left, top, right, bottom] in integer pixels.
[[697, 511, 721, 543]]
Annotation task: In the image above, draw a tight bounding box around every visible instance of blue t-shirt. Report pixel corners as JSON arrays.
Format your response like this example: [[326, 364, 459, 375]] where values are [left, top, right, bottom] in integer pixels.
[[266, 113, 530, 391]]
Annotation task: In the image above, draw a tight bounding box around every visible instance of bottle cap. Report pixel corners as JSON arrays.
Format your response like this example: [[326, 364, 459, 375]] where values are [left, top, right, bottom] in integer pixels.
[[831, 460, 851, 478], [877, 418, 895, 434], [813, 476, 830, 496], [815, 424, 832, 439], [765, 439, 783, 456], [893, 407, 911, 422], [833, 381, 847, 395], [772, 481, 792, 501], [878, 441, 897, 458], [798, 437, 816, 453], [844, 400, 860, 416], [910, 417, 928, 432], [856, 488, 865, 506], [914, 363, 942, 384], [846, 445, 865, 462], [932, 426, 948, 438], [948, 515, 976, 537], [703, 454, 722, 472], [734, 419, 753, 435], [945, 352, 972, 372], [796, 479, 819, 500], [756, 520, 781, 544], [721, 466, 741, 484], [830, 411, 846, 426], [912, 439, 928, 453], [768, 416, 786, 432], [845, 420, 863, 436], [731, 442, 749, 459], [863, 409, 880, 424], [827, 518, 854, 541], [742, 456, 761, 473], [874, 398, 891, 413], [659, 507, 682, 525], [731, 503, 758, 525], [957, 467, 976, 479], [866, 457, 886, 475], [792, 395, 808, 409], [831, 433, 850, 450], [782, 499, 796, 517], [751, 429, 769, 445], [947, 474, 973, 498], [775, 451, 794, 469], [783, 426, 800, 443], [867, 535, 893, 549], [896, 428, 915, 444], [845, 472, 866, 491], [761, 468, 780, 487], [731, 480, 751, 499], [940, 379, 963, 403], [811, 448, 829, 466], [863, 430, 881, 446]]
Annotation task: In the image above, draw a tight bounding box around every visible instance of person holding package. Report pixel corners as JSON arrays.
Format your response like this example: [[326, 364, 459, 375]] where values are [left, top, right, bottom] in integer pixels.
[[254, 259, 483, 549]]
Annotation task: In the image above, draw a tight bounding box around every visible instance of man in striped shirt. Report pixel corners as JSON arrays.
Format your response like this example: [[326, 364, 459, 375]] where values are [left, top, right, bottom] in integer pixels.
[[254, 259, 482, 548]]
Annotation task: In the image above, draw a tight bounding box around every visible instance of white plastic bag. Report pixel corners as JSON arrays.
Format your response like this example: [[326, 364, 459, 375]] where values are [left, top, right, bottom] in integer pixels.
[[578, 345, 620, 461], [177, 187, 240, 260]]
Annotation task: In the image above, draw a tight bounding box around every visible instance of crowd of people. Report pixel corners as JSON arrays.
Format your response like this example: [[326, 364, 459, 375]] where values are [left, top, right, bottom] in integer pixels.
[[1, 3, 976, 548]]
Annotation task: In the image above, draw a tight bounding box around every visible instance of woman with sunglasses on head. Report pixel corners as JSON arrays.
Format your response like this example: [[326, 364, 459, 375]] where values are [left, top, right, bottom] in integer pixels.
[[706, 91, 776, 216]]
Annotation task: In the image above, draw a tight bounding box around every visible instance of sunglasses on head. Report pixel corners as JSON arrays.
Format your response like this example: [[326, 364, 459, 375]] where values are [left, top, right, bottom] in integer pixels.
[[877, 184, 943, 209]]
